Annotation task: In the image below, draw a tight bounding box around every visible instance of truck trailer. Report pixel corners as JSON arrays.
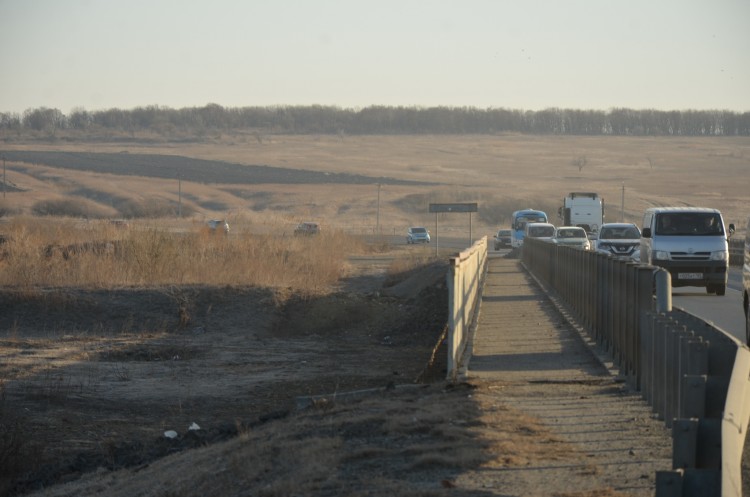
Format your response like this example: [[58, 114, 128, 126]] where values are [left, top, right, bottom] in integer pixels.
[[559, 192, 604, 235]]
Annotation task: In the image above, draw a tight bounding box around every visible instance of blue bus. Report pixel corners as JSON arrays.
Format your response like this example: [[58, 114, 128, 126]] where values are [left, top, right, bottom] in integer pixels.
[[511, 209, 548, 248]]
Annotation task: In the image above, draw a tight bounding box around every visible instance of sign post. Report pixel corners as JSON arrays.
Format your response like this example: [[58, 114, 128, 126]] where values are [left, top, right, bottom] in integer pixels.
[[428, 203, 479, 255]]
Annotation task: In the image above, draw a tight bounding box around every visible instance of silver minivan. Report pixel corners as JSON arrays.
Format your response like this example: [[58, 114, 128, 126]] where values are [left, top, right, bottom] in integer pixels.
[[640, 207, 735, 295]]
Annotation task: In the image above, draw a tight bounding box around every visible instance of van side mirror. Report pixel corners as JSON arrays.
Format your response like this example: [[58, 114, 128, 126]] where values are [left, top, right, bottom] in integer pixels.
[[728, 223, 735, 237], [642, 227, 651, 238]]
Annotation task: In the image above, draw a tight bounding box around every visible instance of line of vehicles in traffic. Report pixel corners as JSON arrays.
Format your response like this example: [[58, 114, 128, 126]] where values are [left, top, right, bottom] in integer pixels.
[[499, 200, 750, 343], [497, 201, 738, 298]]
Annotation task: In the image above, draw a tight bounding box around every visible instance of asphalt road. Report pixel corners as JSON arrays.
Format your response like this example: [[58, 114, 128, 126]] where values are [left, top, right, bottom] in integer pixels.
[[672, 267, 746, 343]]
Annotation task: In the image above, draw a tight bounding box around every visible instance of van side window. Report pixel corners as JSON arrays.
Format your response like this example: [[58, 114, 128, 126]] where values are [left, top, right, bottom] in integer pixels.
[[642, 213, 652, 232]]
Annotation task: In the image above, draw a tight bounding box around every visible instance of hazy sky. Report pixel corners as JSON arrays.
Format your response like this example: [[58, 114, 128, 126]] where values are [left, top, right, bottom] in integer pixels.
[[1, 0, 748, 114]]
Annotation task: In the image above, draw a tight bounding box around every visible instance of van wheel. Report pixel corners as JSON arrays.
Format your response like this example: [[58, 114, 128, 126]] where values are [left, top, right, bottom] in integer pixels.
[[706, 285, 716, 295], [715, 285, 726, 296]]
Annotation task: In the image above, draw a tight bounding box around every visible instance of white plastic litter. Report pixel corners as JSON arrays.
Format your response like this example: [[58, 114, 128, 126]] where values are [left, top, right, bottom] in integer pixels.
[[188, 422, 201, 431], [163, 430, 178, 439]]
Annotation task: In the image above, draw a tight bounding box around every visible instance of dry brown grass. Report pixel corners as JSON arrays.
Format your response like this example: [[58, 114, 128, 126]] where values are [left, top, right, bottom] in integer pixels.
[[0, 217, 367, 292]]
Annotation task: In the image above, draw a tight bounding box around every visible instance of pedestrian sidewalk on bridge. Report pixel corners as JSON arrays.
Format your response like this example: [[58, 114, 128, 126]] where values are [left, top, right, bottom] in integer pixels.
[[454, 256, 673, 496]]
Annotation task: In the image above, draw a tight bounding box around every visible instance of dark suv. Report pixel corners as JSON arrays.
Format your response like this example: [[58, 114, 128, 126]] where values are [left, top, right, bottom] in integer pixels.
[[494, 229, 512, 250], [594, 223, 641, 260], [295, 222, 320, 236]]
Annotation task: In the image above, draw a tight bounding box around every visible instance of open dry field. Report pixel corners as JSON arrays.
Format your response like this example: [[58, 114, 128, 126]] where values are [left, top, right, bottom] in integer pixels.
[[0, 134, 749, 497], [1, 134, 748, 235]]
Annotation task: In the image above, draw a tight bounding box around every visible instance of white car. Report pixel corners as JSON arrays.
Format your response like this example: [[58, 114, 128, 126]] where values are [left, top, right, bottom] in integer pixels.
[[525, 222, 556, 242], [207, 219, 230, 234], [553, 226, 591, 250], [406, 226, 431, 244], [594, 223, 641, 260], [295, 222, 320, 236]]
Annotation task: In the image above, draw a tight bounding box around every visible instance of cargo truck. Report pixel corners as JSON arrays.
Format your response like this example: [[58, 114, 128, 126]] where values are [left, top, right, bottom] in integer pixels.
[[558, 192, 604, 235]]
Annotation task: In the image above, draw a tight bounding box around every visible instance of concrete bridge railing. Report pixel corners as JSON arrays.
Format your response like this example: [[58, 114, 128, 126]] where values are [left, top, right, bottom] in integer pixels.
[[446, 236, 488, 382]]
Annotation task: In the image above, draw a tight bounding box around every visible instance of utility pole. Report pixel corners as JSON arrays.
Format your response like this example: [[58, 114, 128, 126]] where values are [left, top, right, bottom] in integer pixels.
[[177, 171, 182, 218], [2, 156, 6, 199], [376, 183, 381, 235], [621, 183, 625, 222]]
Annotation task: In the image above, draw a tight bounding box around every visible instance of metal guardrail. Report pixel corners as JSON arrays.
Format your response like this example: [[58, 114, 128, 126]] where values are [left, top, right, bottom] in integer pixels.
[[446, 236, 488, 382], [521, 238, 750, 497], [729, 238, 743, 266]]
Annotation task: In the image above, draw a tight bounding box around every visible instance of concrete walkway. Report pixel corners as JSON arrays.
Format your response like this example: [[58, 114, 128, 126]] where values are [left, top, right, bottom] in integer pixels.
[[458, 256, 673, 496]]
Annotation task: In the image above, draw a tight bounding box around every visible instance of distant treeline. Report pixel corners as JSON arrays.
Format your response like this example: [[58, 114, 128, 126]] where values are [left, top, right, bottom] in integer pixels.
[[2, 104, 749, 137]]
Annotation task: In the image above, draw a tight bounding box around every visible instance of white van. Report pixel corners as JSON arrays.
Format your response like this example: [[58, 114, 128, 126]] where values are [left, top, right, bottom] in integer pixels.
[[640, 207, 735, 296]]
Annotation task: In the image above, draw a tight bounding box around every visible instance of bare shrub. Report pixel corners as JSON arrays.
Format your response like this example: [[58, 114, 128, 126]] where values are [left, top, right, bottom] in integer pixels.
[[163, 286, 198, 328], [0, 201, 21, 218]]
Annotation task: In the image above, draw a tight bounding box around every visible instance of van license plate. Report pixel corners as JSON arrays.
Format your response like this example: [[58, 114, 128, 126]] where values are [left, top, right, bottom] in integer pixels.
[[678, 273, 702, 280]]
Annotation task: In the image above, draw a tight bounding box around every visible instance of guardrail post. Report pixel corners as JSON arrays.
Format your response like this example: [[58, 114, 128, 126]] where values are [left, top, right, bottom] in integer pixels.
[[673, 418, 699, 469], [641, 310, 656, 403], [681, 375, 707, 420], [636, 266, 653, 391], [655, 268, 672, 313], [656, 470, 684, 497], [665, 324, 682, 428], [679, 337, 708, 419], [653, 314, 673, 420]]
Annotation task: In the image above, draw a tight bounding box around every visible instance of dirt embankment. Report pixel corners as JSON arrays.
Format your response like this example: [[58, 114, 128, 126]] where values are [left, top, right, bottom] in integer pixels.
[[0, 258, 450, 496]]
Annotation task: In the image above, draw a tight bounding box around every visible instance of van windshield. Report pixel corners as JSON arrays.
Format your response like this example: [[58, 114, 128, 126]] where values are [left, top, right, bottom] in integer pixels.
[[529, 225, 555, 237], [655, 213, 723, 236]]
